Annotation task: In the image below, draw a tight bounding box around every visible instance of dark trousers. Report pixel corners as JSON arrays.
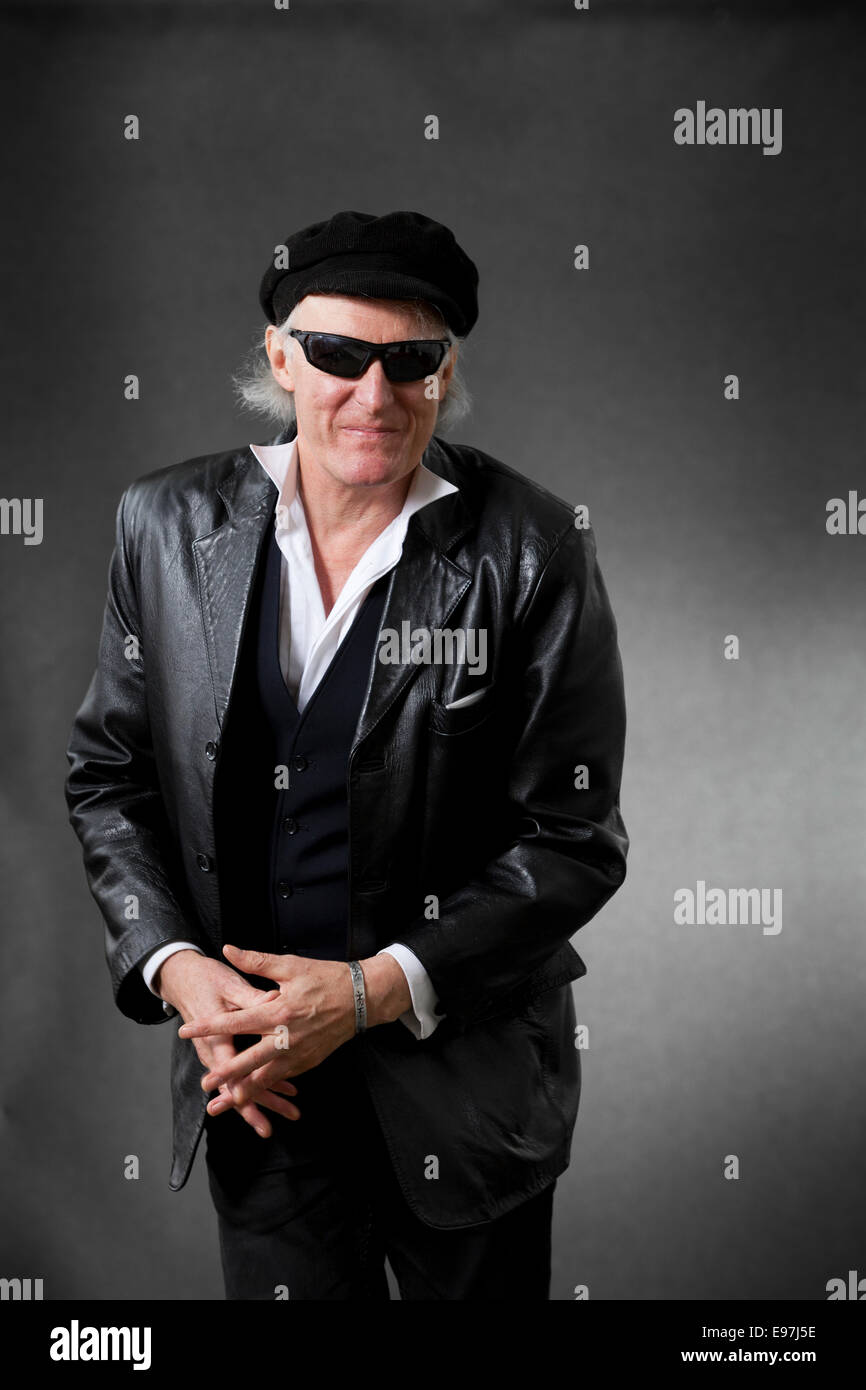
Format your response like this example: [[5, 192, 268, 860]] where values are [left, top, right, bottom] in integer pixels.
[[204, 1040, 556, 1301]]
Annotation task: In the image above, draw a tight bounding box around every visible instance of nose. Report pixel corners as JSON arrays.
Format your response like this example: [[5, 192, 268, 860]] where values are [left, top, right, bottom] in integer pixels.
[[351, 357, 395, 409]]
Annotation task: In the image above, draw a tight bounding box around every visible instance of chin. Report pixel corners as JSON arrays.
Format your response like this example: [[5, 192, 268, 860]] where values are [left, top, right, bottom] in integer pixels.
[[337, 436, 409, 469], [352, 461, 405, 486]]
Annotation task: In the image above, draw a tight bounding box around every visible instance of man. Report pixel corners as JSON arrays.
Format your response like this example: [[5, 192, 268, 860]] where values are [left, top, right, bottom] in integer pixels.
[[65, 209, 629, 1301]]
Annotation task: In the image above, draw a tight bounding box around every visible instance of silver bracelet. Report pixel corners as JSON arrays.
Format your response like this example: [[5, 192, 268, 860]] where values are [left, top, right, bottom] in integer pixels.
[[348, 960, 367, 1034]]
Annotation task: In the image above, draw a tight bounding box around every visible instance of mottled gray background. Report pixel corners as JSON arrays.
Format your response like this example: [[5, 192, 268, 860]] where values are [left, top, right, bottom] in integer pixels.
[[0, 0, 863, 1300]]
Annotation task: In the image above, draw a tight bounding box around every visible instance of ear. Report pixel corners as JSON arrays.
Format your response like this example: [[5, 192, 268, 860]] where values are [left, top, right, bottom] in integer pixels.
[[266, 325, 296, 391]]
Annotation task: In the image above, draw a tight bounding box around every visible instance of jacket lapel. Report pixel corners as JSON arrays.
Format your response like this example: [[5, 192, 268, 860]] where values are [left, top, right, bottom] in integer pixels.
[[352, 506, 474, 751], [193, 450, 276, 731]]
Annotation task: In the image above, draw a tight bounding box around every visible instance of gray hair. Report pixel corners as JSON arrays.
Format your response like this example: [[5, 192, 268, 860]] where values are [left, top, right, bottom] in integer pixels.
[[232, 293, 471, 434]]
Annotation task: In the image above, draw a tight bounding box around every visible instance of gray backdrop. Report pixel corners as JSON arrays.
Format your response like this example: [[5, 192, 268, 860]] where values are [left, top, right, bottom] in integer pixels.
[[1, 0, 863, 1300]]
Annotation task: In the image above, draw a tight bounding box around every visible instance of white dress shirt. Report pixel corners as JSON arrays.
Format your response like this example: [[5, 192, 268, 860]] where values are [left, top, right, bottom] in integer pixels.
[[141, 435, 456, 1041]]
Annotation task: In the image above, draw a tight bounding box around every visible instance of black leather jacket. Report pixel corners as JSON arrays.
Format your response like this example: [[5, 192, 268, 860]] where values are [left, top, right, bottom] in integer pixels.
[[65, 428, 629, 1227]]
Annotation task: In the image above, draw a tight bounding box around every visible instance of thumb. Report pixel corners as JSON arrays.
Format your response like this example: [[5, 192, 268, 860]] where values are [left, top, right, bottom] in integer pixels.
[[222, 943, 286, 978]]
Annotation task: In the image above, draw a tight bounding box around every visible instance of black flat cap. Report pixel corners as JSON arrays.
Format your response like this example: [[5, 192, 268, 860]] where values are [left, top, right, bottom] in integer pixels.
[[259, 209, 479, 337]]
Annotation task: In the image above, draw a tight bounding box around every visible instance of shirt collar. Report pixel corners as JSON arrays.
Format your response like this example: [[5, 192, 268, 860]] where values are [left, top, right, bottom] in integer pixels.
[[248, 435, 458, 534]]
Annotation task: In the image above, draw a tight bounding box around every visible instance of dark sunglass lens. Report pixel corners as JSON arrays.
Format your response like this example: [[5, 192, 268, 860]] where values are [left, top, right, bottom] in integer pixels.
[[383, 343, 444, 382], [306, 335, 367, 377]]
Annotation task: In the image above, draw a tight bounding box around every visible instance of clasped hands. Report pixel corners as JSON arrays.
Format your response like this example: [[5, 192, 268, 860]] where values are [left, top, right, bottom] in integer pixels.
[[163, 944, 357, 1138], [160, 943, 410, 1139]]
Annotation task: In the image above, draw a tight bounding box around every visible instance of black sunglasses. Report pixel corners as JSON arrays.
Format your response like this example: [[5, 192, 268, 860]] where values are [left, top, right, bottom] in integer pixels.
[[288, 329, 451, 383]]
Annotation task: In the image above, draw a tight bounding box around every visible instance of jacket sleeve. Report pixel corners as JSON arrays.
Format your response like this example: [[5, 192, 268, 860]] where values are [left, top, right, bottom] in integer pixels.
[[65, 486, 211, 1025], [392, 519, 629, 1026]]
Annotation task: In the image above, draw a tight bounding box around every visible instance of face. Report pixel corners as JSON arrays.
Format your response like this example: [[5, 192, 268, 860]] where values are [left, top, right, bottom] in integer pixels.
[[265, 294, 456, 492]]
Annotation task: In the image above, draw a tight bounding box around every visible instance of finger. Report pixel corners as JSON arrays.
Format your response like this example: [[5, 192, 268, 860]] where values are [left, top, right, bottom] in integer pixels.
[[236, 1097, 273, 1138], [207, 1081, 300, 1123], [205, 1086, 233, 1116], [224, 979, 282, 1008], [179, 1002, 283, 1040], [206, 1082, 244, 1116], [239, 1058, 300, 1101], [200, 1037, 241, 1093], [224, 1059, 300, 1112], [203, 1036, 278, 1089], [241, 1071, 299, 1097], [202, 1036, 238, 1074], [255, 1091, 301, 1122], [208, 1036, 240, 1068], [222, 943, 288, 980], [207, 1083, 274, 1138], [229, 1060, 284, 1107], [268, 1079, 298, 1096]]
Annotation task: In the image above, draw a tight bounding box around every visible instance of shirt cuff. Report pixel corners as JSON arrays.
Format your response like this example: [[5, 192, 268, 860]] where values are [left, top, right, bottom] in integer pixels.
[[377, 943, 445, 1040], [140, 941, 205, 1018]]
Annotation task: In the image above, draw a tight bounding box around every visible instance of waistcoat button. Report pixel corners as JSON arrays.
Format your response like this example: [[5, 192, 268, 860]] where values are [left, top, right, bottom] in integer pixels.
[[277, 880, 293, 898], [196, 853, 213, 872], [282, 817, 299, 834], [205, 740, 219, 760], [292, 754, 308, 772]]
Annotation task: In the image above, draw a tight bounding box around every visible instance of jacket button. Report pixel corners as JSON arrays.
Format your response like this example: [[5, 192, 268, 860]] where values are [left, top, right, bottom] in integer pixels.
[[205, 740, 219, 760], [277, 880, 293, 898], [282, 817, 299, 834], [292, 754, 308, 772], [196, 853, 213, 872]]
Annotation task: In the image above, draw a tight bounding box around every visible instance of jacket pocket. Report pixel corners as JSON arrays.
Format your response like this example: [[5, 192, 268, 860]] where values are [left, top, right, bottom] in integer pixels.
[[429, 682, 497, 736], [518, 983, 581, 1127]]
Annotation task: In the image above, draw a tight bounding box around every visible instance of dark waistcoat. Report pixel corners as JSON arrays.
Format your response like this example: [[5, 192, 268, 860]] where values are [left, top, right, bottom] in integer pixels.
[[214, 507, 390, 962]]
